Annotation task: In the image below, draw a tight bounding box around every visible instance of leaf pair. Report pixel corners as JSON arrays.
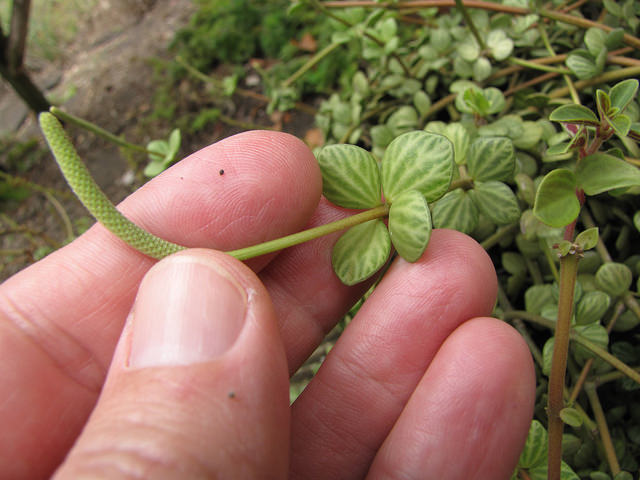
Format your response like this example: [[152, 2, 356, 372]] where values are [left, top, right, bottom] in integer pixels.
[[432, 136, 519, 234], [318, 131, 454, 285]]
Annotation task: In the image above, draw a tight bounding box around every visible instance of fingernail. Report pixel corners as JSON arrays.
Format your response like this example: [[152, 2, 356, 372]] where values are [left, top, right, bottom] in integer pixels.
[[129, 255, 247, 368]]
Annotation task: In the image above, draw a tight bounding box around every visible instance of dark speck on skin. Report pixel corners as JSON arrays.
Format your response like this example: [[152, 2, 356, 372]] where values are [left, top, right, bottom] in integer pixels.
[[219, 169, 225, 176], [228, 391, 236, 399]]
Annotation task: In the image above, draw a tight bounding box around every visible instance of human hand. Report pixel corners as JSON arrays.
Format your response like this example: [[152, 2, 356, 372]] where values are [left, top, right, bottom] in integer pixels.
[[0, 131, 535, 479]]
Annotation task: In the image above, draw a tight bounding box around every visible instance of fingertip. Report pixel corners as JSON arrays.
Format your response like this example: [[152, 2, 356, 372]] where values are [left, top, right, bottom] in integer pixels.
[[369, 316, 535, 480]]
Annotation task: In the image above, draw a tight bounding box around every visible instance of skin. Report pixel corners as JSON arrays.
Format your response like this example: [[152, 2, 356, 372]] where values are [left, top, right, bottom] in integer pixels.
[[0, 130, 535, 479]]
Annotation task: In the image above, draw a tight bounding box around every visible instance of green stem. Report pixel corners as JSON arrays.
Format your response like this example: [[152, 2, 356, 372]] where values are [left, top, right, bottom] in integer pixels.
[[508, 57, 571, 75], [50, 107, 153, 155], [549, 66, 640, 100], [227, 205, 390, 260], [537, 23, 581, 105], [283, 41, 345, 88], [504, 310, 640, 385], [454, 0, 486, 50], [479, 224, 517, 250], [584, 383, 621, 476], [546, 252, 579, 480]]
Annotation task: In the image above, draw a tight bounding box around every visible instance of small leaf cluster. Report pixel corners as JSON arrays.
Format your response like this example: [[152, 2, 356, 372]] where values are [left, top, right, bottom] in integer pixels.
[[534, 80, 640, 228], [318, 131, 454, 285], [145, 129, 181, 178]]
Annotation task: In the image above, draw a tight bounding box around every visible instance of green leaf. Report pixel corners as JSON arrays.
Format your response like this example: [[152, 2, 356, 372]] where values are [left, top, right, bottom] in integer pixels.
[[549, 104, 599, 126], [595, 262, 633, 297], [513, 121, 543, 150], [382, 131, 454, 203], [525, 284, 555, 315], [610, 114, 631, 137], [533, 169, 580, 228], [431, 189, 479, 234], [143, 160, 167, 178], [467, 137, 515, 182], [147, 139, 169, 162], [605, 28, 625, 50], [167, 128, 181, 155], [603, 0, 622, 16], [559, 407, 583, 427], [473, 57, 492, 82], [317, 144, 382, 209], [387, 106, 419, 136], [573, 323, 609, 365], [609, 78, 638, 112], [566, 50, 599, 79], [517, 420, 548, 469], [463, 88, 490, 115], [469, 181, 520, 225], [575, 227, 598, 251], [634, 211, 640, 232], [584, 28, 607, 56], [596, 89, 611, 119], [528, 460, 580, 480], [331, 220, 390, 286], [443, 123, 470, 165], [542, 337, 555, 376], [484, 87, 507, 114], [575, 290, 611, 325], [487, 29, 513, 60], [458, 37, 480, 61], [388, 190, 432, 262], [413, 91, 432, 117], [576, 153, 640, 195]]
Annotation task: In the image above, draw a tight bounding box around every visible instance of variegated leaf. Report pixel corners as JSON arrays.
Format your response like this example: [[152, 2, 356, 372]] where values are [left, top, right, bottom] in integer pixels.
[[382, 130, 454, 203], [388, 190, 432, 262], [467, 137, 515, 182], [432, 188, 479, 234], [332, 220, 390, 285], [317, 144, 382, 209], [469, 181, 520, 225]]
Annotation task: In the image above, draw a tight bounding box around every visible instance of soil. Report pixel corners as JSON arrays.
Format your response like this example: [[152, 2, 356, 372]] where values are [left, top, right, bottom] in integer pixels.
[[0, 0, 317, 280]]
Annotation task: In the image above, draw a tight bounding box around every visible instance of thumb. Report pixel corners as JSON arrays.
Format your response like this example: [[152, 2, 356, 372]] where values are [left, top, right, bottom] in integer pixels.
[[54, 250, 290, 479]]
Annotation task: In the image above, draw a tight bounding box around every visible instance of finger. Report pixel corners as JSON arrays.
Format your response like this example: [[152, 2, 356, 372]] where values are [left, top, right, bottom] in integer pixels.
[[54, 250, 289, 480], [0, 131, 318, 479], [367, 317, 535, 480], [289, 229, 499, 479]]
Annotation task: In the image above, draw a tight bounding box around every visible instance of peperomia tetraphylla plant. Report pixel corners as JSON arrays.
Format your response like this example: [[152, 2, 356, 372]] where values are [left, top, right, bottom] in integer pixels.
[[38, 111, 453, 286], [318, 131, 454, 285]]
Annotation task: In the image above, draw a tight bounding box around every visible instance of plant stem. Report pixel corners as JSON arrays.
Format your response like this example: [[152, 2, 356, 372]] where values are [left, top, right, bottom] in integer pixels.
[[283, 41, 345, 88], [584, 382, 621, 476], [547, 252, 580, 480], [227, 205, 390, 260], [506, 310, 640, 385], [454, 0, 486, 50], [569, 301, 624, 403], [50, 107, 153, 155], [479, 223, 517, 250], [549, 66, 640, 100], [508, 57, 571, 75]]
